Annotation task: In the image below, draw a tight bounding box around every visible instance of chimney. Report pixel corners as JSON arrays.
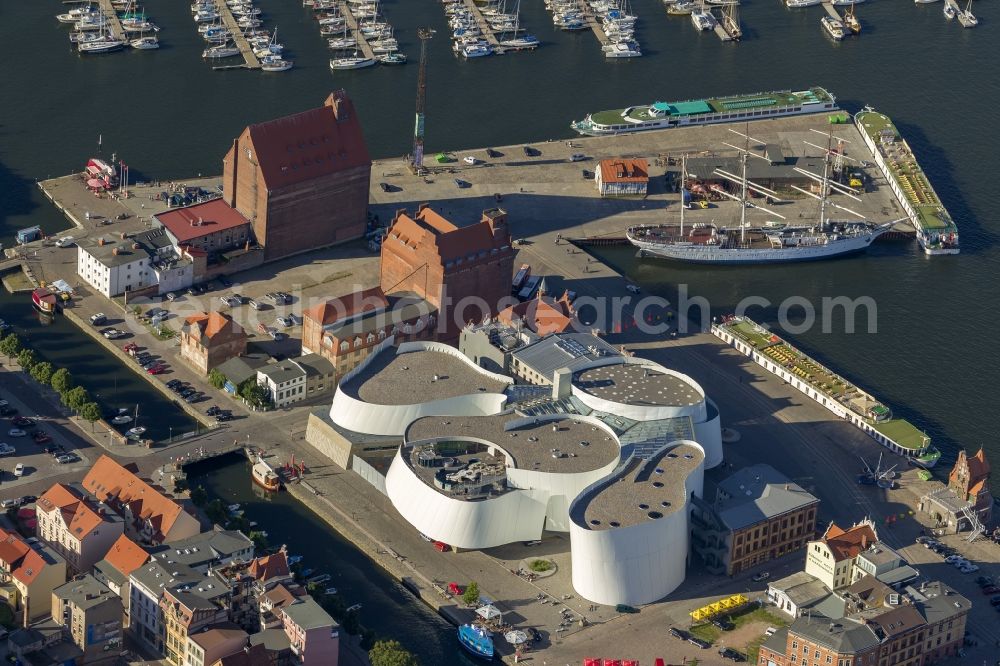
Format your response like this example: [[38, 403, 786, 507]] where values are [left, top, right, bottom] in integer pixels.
[[112, 248, 120, 256], [98, 238, 106, 246], [861, 533, 868, 549]]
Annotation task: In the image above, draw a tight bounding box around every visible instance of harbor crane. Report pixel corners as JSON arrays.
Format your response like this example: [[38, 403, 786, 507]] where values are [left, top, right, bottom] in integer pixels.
[[410, 27, 435, 174]]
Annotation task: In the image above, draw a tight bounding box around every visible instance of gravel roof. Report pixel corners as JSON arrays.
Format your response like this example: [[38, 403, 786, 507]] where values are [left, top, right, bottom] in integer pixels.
[[343, 348, 509, 405], [572, 442, 703, 530], [405, 413, 620, 474], [573, 363, 702, 407]]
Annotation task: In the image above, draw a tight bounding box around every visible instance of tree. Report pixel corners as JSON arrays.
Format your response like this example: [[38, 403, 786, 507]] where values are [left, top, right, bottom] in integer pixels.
[[462, 581, 480, 606], [50, 368, 73, 394], [190, 486, 208, 507], [0, 333, 21, 361], [208, 368, 227, 390], [79, 402, 102, 423], [369, 640, 419, 666], [30, 361, 54, 385], [16, 349, 36, 370], [205, 499, 228, 526], [249, 529, 269, 552], [238, 378, 271, 410], [63, 386, 90, 412]]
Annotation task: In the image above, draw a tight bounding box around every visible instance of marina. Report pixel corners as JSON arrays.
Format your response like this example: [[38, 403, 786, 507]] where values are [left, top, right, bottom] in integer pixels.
[[713, 315, 941, 467], [327, 0, 378, 66]]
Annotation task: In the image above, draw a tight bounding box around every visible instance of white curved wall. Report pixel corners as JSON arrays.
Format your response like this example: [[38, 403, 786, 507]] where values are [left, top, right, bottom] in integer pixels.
[[508, 460, 621, 532], [694, 406, 723, 470], [384, 448, 547, 549], [569, 440, 705, 606], [330, 389, 508, 436], [571, 357, 708, 423]]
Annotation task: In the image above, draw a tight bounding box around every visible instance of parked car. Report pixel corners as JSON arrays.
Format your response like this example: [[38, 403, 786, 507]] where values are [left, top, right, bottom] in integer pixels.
[[719, 647, 745, 662], [569, 153, 587, 162], [13, 463, 24, 477], [55, 454, 77, 464], [688, 637, 711, 649], [0, 498, 21, 509], [276, 316, 294, 328], [11, 416, 35, 428], [90, 313, 107, 325], [0, 406, 15, 417], [981, 586, 999, 595], [147, 365, 166, 375], [486, 148, 501, 158], [55, 236, 75, 248], [102, 329, 125, 340], [712, 617, 734, 631], [752, 571, 771, 582], [7, 429, 26, 438], [248, 299, 262, 310], [19, 495, 37, 504], [765, 627, 778, 637], [184, 392, 202, 403], [668, 627, 690, 641], [269, 330, 285, 341], [0, 444, 16, 457], [215, 414, 232, 423], [944, 555, 963, 564], [615, 604, 639, 614], [453, 178, 470, 189], [32, 431, 51, 444]]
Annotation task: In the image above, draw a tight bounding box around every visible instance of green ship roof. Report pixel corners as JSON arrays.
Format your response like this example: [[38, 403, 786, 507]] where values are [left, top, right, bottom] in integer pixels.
[[873, 419, 929, 451]]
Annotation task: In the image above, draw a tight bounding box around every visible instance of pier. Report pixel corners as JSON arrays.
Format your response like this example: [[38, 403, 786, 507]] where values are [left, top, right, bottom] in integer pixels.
[[822, 2, 843, 20], [461, 0, 500, 47], [335, 0, 376, 60], [95, 0, 126, 41], [213, 0, 260, 69], [576, 0, 611, 46], [713, 21, 734, 41]]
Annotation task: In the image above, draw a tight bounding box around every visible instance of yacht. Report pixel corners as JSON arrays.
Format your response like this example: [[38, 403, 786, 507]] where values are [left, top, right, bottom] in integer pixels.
[[251, 455, 282, 491], [130, 35, 160, 48], [829, 0, 864, 5], [330, 54, 377, 69], [667, 1, 696, 14], [821, 15, 846, 39], [943, 2, 956, 17], [126, 426, 147, 439], [461, 42, 493, 58], [957, 0, 977, 26], [57, 8, 101, 24], [79, 36, 126, 53], [499, 34, 540, 49], [603, 41, 641, 57], [913, 0, 939, 4], [786, 0, 823, 6], [261, 55, 294, 71], [204, 43, 240, 59], [690, 8, 716, 29], [328, 36, 357, 49], [371, 40, 399, 54], [378, 51, 407, 64]]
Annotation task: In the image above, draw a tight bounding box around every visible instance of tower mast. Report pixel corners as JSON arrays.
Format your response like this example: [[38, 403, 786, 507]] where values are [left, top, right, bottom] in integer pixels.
[[411, 28, 434, 173]]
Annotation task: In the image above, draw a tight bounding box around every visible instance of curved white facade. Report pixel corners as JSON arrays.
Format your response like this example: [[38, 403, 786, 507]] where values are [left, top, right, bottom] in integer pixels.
[[329, 341, 512, 436], [569, 440, 705, 607]]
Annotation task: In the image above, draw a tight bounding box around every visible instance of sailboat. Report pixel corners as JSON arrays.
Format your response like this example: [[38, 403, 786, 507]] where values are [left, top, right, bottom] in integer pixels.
[[722, 3, 741, 39], [626, 132, 897, 264], [690, 0, 717, 29], [78, 15, 125, 53], [330, 50, 377, 69], [957, 0, 977, 26], [126, 405, 146, 439], [498, 0, 540, 49], [843, 3, 861, 32]]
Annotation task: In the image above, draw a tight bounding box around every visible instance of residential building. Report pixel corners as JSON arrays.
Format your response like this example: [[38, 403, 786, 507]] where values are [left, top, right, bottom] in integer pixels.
[[161, 583, 230, 666], [215, 355, 272, 395], [595, 158, 648, 196], [301, 287, 436, 378], [379, 205, 514, 339], [257, 363, 307, 408], [187, 624, 249, 666], [82, 455, 201, 546], [35, 483, 125, 574], [52, 574, 123, 664], [154, 199, 252, 255], [279, 597, 338, 666], [758, 614, 882, 666], [292, 354, 337, 399], [93, 534, 148, 623], [156, 529, 255, 573], [222, 90, 371, 262], [852, 542, 919, 589], [691, 463, 819, 575], [805, 520, 879, 591], [181, 312, 249, 375], [0, 527, 67, 624], [497, 280, 579, 336], [76, 229, 192, 298], [211, 642, 271, 666], [6, 620, 83, 666], [766, 571, 832, 618], [128, 560, 200, 654]]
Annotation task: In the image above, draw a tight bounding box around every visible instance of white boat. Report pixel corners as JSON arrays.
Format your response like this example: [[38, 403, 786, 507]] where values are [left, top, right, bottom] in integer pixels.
[[461, 42, 493, 58], [378, 51, 407, 64], [829, 0, 864, 5], [111, 409, 133, 425], [957, 0, 977, 26], [330, 54, 377, 69], [913, 0, 939, 4], [79, 37, 126, 53], [57, 9, 101, 24], [821, 15, 846, 39], [126, 426, 147, 439], [786, 0, 823, 6], [123, 21, 157, 33], [690, 8, 716, 29], [194, 10, 221, 22], [943, 2, 956, 17], [603, 41, 641, 57], [371, 41, 398, 54], [499, 35, 540, 49], [667, 1, 696, 14], [328, 37, 357, 48], [204, 43, 240, 57], [130, 35, 159, 49], [261, 55, 293, 71]]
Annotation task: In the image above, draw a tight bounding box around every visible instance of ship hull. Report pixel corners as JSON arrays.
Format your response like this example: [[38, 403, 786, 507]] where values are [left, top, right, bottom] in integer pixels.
[[629, 232, 881, 264], [572, 104, 829, 136]]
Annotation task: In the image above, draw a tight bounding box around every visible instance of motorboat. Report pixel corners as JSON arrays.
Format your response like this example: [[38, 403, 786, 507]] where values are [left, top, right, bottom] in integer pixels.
[[378, 51, 407, 64], [461, 42, 493, 58], [329, 54, 377, 69], [194, 10, 221, 22], [821, 15, 846, 39], [667, 1, 696, 14], [251, 455, 282, 491], [204, 43, 241, 57], [328, 37, 357, 49], [111, 409, 133, 425], [786, 0, 823, 6], [457, 625, 494, 661], [57, 8, 101, 24], [254, 44, 283, 57], [943, 1, 956, 17], [603, 41, 641, 57], [261, 55, 293, 71], [126, 426, 147, 439], [130, 35, 159, 48], [690, 8, 716, 29], [371, 40, 399, 54], [123, 21, 158, 33]]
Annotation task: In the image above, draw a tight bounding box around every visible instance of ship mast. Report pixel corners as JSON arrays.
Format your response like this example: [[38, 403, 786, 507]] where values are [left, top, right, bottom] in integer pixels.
[[791, 130, 867, 228], [679, 153, 686, 237], [716, 128, 786, 245]]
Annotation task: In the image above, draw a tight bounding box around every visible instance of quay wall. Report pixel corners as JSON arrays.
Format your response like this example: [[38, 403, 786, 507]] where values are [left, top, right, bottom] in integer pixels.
[[712, 319, 924, 459]]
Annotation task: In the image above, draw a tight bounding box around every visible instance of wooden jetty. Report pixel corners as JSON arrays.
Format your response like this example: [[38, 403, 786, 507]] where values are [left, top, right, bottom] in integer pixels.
[[576, 0, 611, 46], [713, 21, 734, 41], [335, 0, 376, 59], [822, 2, 843, 20], [461, 0, 500, 47], [214, 0, 261, 69], [95, 0, 127, 41]]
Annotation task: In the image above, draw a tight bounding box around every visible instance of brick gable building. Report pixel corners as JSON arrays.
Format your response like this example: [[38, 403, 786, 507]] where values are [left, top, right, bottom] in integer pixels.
[[948, 448, 991, 525], [222, 91, 371, 261], [379, 206, 514, 339], [181, 312, 248, 375]]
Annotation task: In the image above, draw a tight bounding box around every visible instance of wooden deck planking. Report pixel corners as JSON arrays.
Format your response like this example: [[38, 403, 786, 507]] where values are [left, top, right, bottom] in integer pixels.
[[214, 0, 261, 69]]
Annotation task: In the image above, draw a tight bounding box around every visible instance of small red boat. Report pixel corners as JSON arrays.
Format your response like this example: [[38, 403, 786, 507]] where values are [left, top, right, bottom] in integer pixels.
[[31, 288, 57, 314]]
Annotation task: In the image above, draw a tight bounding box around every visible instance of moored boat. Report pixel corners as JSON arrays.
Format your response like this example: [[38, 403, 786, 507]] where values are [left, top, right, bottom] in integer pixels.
[[457, 624, 494, 661], [130, 35, 159, 49], [32, 289, 58, 314], [821, 15, 846, 40], [252, 456, 282, 491], [377, 52, 407, 65], [329, 54, 377, 69], [126, 426, 147, 439]]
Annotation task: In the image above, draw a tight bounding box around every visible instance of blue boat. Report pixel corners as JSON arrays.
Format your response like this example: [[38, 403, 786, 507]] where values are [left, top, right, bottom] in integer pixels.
[[457, 624, 494, 661]]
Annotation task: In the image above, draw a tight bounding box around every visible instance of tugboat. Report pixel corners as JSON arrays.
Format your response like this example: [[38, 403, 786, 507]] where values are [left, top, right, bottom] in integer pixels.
[[457, 624, 494, 661], [31, 288, 58, 315]]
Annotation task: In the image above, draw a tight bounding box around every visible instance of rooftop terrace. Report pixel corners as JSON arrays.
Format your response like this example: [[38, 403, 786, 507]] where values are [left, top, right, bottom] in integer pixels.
[[342, 348, 510, 405], [573, 363, 702, 407], [572, 443, 703, 531]]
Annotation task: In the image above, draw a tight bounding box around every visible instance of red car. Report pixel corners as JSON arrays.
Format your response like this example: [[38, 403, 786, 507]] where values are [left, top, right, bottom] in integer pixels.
[[33, 431, 52, 444], [124, 343, 138, 353], [147, 365, 167, 375], [983, 586, 1000, 595]]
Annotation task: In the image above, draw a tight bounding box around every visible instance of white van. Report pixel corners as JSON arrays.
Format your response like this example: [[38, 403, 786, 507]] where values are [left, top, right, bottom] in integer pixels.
[[55, 236, 75, 248], [569, 154, 586, 162]]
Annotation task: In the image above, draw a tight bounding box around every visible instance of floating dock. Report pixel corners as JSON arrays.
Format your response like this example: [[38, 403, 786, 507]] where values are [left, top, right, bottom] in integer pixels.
[[95, 0, 127, 41], [335, 0, 376, 60], [855, 109, 960, 255], [576, 0, 611, 46], [822, 2, 843, 20], [461, 0, 501, 47], [213, 0, 261, 69]]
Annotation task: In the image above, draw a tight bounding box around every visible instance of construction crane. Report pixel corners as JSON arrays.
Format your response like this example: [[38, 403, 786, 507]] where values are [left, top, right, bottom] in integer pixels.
[[410, 27, 434, 174]]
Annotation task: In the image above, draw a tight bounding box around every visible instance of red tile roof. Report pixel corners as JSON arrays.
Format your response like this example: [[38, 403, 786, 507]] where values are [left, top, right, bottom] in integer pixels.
[[185, 312, 247, 341], [250, 550, 290, 583], [388, 206, 511, 265], [598, 158, 649, 184], [498, 291, 575, 336], [244, 91, 370, 190], [304, 286, 388, 326], [37, 483, 106, 541], [82, 455, 187, 541], [157, 199, 250, 243], [103, 534, 149, 578], [0, 527, 30, 567], [13, 549, 47, 585], [822, 521, 878, 562]]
